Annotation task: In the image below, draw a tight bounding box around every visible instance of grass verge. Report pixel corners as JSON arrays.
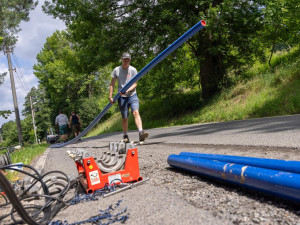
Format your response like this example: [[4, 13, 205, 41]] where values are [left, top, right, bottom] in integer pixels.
[[4, 143, 49, 181]]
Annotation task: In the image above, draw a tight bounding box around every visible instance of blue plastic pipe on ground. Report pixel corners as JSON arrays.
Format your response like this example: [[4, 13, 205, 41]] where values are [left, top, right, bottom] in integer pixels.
[[51, 20, 206, 148], [167, 154, 300, 203], [179, 152, 300, 174]]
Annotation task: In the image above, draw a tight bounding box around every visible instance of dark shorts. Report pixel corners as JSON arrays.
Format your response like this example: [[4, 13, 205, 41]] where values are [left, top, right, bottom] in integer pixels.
[[118, 94, 139, 118], [59, 124, 68, 135], [73, 124, 81, 133]]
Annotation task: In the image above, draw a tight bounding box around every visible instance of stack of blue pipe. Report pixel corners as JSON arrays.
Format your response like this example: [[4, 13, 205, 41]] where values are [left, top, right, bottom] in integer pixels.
[[167, 152, 300, 203]]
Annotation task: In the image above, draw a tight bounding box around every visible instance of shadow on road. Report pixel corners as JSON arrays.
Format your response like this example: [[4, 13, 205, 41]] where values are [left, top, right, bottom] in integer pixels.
[[151, 114, 300, 139]]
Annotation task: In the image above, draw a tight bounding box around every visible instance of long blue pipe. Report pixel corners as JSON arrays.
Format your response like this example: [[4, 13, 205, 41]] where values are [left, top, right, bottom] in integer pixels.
[[167, 154, 300, 203], [179, 152, 300, 174], [51, 20, 206, 148]]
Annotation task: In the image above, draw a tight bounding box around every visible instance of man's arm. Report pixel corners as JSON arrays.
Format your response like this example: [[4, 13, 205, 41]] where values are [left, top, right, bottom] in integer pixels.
[[109, 78, 116, 103], [124, 82, 137, 94]]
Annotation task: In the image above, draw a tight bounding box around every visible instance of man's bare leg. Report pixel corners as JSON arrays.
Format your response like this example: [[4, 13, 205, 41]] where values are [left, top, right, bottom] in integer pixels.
[[133, 110, 142, 130]]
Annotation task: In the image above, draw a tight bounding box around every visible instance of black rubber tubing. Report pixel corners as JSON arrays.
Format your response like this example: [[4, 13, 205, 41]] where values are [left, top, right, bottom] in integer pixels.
[[0, 171, 40, 225]]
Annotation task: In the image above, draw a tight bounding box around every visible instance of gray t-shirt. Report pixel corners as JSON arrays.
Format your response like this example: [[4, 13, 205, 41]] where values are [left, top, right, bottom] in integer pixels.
[[55, 114, 68, 126], [111, 65, 137, 97]]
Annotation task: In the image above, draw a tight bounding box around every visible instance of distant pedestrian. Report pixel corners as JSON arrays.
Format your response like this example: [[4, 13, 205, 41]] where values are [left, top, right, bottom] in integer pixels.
[[109, 52, 148, 143], [69, 111, 81, 137], [55, 110, 69, 143]]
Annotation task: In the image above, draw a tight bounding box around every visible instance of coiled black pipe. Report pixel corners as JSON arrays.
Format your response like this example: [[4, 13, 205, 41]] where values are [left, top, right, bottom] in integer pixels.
[[0, 171, 40, 225]]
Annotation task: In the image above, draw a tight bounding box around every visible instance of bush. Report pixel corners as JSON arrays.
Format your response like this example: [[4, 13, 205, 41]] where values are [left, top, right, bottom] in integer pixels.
[[77, 96, 116, 129]]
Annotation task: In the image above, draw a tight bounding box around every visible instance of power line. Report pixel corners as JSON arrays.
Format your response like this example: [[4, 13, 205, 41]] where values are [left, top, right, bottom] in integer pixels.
[[11, 52, 31, 93], [13, 69, 29, 93], [11, 53, 30, 93], [12, 52, 31, 89]]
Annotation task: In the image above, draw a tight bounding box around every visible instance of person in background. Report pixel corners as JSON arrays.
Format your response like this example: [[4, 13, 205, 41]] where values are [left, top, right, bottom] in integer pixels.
[[109, 52, 148, 143], [55, 110, 69, 143], [69, 111, 81, 137]]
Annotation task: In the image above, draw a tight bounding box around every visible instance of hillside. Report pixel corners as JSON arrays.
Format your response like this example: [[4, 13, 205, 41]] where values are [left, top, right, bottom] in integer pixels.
[[87, 48, 300, 137]]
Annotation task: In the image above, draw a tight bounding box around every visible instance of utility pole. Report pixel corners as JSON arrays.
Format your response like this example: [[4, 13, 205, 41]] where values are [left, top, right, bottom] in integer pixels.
[[5, 46, 24, 147], [29, 95, 38, 144]]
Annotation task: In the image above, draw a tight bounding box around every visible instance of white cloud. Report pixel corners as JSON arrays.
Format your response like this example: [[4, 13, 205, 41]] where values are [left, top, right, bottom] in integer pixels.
[[15, 1, 66, 65], [0, 0, 66, 127]]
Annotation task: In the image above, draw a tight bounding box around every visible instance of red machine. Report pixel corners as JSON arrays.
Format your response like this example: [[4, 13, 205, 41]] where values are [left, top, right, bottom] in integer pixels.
[[74, 146, 143, 193]]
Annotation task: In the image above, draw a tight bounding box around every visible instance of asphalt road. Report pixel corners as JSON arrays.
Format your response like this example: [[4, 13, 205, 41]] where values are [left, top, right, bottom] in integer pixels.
[[88, 114, 300, 148], [29, 114, 300, 224]]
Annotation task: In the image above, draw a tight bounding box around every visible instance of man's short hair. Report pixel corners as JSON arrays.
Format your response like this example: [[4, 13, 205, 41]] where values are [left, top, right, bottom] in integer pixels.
[[122, 52, 131, 59]]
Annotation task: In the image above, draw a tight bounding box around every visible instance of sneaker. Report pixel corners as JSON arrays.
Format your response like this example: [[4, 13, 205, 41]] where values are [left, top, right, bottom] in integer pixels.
[[139, 131, 149, 142], [123, 135, 130, 143]]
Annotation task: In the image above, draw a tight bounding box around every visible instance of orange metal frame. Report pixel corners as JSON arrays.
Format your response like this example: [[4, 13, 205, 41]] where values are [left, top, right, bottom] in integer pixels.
[[75, 148, 143, 193]]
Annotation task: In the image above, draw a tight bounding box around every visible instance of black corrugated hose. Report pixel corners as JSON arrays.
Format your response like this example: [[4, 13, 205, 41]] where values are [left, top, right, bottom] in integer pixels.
[[0, 164, 72, 224], [0, 164, 130, 224]]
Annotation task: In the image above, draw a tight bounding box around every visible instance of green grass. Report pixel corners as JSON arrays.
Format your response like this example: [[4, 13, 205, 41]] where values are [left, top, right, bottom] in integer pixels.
[[4, 143, 49, 181], [87, 47, 300, 136], [87, 113, 122, 137], [174, 54, 300, 125], [11, 143, 49, 165]]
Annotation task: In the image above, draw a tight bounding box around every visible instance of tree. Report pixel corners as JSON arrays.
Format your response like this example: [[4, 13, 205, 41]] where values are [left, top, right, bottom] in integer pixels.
[[0, 0, 37, 119], [142, 0, 266, 98], [22, 86, 52, 141], [0, 60, 10, 119], [1, 121, 19, 146], [0, 65, 10, 119], [0, 0, 38, 48], [34, 30, 113, 128], [138, 46, 200, 100], [0, 36, 9, 118], [77, 96, 105, 129], [43, 0, 270, 99], [21, 116, 36, 144], [34, 31, 86, 113], [261, 0, 300, 66], [0, 110, 12, 119]]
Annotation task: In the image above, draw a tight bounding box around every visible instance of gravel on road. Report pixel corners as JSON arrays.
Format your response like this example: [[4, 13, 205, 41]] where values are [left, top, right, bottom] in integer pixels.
[[43, 139, 300, 225]]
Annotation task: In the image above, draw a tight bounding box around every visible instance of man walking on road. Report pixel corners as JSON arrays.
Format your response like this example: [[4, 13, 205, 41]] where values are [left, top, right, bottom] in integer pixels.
[[109, 52, 148, 143], [69, 111, 82, 137], [55, 110, 69, 143]]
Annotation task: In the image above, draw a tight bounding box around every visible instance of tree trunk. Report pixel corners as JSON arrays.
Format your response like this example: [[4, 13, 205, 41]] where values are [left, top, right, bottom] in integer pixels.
[[195, 0, 224, 99], [268, 26, 278, 68], [198, 33, 224, 99]]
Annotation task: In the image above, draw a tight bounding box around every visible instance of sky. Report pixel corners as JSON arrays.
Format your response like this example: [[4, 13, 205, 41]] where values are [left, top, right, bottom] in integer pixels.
[[0, 0, 66, 127]]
